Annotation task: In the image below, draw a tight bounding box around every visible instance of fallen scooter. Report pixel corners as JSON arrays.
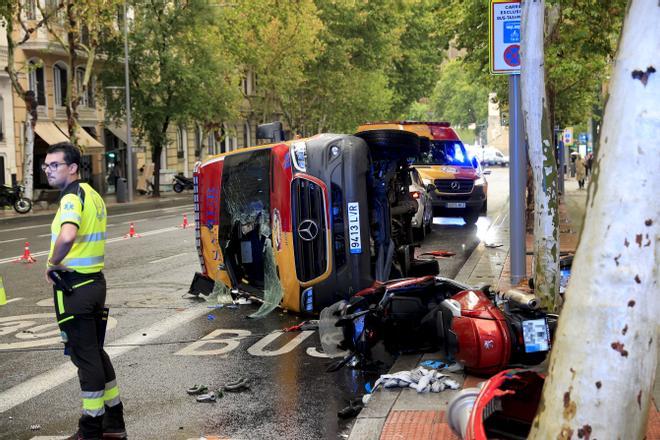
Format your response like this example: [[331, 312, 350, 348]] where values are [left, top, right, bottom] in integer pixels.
[[0, 184, 32, 213], [319, 276, 557, 375], [172, 173, 194, 193]]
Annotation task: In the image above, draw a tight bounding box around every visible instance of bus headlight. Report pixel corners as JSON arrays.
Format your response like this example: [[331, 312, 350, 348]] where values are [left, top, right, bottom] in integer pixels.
[[291, 141, 307, 172]]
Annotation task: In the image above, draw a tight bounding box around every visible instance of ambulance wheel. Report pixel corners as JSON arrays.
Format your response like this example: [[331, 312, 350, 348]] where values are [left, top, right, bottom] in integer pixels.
[[463, 211, 480, 225], [355, 129, 420, 160]]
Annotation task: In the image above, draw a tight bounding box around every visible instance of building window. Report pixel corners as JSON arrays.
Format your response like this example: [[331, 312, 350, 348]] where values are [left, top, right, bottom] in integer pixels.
[[207, 131, 217, 156], [0, 96, 4, 141], [195, 124, 203, 157], [176, 126, 185, 158], [243, 121, 251, 147], [76, 67, 87, 107], [24, 0, 37, 20], [223, 123, 229, 153], [54, 63, 68, 107], [28, 60, 46, 106]]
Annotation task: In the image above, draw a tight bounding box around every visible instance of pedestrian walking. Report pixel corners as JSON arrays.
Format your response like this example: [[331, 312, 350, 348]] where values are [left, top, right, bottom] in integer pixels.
[[43, 142, 127, 440], [585, 152, 593, 178], [575, 155, 586, 189]]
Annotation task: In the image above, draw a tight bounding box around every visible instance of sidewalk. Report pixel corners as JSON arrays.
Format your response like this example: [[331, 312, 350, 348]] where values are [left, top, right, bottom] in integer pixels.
[[0, 190, 192, 225], [348, 178, 660, 439]]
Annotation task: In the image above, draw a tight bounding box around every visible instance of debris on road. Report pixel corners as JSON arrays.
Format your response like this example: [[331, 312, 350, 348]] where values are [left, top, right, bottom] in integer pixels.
[[484, 242, 503, 248], [338, 397, 365, 419], [207, 314, 215, 320], [29, 424, 41, 431], [420, 250, 456, 258], [196, 389, 223, 402], [186, 384, 208, 395], [223, 378, 250, 392], [283, 320, 319, 332]]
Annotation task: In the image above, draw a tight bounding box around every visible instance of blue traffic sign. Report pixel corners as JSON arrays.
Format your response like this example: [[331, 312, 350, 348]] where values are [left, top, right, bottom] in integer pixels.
[[504, 21, 520, 43]]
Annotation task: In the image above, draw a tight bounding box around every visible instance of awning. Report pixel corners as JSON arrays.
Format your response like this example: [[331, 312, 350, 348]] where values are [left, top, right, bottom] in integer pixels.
[[105, 124, 129, 145], [54, 122, 104, 149], [34, 121, 70, 145]]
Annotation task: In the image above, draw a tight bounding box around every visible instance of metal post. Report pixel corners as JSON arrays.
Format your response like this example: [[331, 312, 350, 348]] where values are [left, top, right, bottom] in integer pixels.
[[558, 139, 565, 196], [123, 1, 133, 202], [508, 74, 526, 284]]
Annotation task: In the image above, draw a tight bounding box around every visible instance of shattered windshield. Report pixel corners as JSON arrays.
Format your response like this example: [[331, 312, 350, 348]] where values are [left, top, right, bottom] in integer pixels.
[[415, 140, 473, 167]]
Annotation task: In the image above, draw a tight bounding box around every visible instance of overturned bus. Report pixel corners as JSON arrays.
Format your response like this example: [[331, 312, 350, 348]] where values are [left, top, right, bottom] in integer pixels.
[[189, 123, 439, 315]]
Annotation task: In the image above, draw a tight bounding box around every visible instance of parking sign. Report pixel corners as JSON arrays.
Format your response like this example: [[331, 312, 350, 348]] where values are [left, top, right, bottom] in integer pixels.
[[490, 0, 522, 75]]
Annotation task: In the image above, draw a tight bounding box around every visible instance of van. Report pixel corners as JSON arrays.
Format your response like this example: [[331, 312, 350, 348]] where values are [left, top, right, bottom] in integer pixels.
[[356, 122, 488, 225], [189, 123, 439, 314]]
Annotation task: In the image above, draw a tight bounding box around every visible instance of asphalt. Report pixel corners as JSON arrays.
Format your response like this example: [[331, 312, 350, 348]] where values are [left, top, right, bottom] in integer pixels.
[[346, 177, 660, 440], [0, 190, 193, 227]]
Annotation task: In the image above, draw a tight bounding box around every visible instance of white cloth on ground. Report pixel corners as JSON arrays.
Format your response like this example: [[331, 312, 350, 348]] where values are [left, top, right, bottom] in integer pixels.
[[372, 366, 461, 393]]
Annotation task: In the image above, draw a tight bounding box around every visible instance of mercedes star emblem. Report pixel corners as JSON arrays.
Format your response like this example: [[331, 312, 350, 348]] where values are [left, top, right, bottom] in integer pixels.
[[450, 181, 460, 190], [298, 219, 319, 242]]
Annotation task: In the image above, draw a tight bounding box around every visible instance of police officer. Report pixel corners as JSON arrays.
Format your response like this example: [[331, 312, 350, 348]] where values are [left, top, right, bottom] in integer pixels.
[[44, 142, 127, 440]]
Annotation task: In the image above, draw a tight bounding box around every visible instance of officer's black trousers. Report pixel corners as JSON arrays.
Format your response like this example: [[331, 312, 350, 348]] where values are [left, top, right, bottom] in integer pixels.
[[54, 272, 118, 419]]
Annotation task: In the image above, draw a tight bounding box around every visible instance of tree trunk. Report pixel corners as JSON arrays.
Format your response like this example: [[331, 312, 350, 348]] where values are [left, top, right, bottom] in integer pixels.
[[152, 143, 162, 198], [521, 0, 560, 311], [23, 118, 35, 201], [530, 1, 659, 438]]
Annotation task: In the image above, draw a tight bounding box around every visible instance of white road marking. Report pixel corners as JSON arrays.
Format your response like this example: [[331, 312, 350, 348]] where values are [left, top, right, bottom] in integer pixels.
[[0, 226, 188, 265], [149, 252, 192, 264], [0, 237, 27, 244], [38, 233, 51, 237], [0, 304, 208, 413], [3, 297, 23, 304]]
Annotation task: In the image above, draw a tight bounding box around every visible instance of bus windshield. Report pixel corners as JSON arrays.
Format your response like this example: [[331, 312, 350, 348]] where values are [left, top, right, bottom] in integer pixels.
[[415, 140, 473, 167]]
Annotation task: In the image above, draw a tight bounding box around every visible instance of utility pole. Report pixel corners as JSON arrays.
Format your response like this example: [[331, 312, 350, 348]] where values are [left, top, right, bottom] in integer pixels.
[[123, 1, 134, 202]]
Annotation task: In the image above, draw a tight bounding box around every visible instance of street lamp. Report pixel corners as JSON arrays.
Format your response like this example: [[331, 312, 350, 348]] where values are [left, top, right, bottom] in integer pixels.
[[123, 0, 134, 202]]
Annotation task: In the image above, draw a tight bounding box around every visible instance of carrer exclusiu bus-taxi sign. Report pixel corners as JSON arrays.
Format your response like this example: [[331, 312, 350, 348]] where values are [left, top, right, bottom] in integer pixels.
[[489, 0, 522, 75]]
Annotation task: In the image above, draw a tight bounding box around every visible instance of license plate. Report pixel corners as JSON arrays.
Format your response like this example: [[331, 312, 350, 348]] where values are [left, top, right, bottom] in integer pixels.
[[347, 202, 362, 254], [522, 318, 551, 353], [446, 202, 466, 208]]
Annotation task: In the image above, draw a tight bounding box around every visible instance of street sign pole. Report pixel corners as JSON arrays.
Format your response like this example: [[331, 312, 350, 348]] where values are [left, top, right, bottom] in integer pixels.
[[490, 0, 525, 284], [508, 74, 526, 285], [123, 1, 134, 202]]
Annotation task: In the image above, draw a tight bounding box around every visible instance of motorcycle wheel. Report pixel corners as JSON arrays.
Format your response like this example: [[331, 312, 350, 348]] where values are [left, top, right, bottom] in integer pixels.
[[14, 198, 32, 214], [173, 183, 184, 193]]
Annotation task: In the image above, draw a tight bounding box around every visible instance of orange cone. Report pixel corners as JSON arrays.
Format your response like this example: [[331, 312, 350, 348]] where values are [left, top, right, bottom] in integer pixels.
[[179, 214, 189, 229], [123, 222, 141, 239], [16, 242, 37, 263]]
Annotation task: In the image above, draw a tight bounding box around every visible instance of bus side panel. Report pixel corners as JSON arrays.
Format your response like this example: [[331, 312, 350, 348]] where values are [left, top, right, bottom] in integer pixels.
[[270, 144, 301, 312], [198, 159, 231, 286]]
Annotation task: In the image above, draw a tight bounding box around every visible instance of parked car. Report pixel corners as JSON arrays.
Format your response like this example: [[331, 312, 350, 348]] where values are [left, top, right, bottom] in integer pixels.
[[357, 121, 488, 225], [471, 146, 509, 167], [408, 168, 433, 240], [189, 122, 439, 315]]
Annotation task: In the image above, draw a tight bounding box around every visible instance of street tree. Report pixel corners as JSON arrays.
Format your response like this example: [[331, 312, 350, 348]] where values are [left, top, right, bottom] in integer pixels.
[[521, 0, 560, 311], [529, 0, 659, 436], [1, 0, 64, 199], [430, 59, 489, 128], [101, 0, 241, 196], [220, 0, 323, 135], [38, 0, 122, 146]]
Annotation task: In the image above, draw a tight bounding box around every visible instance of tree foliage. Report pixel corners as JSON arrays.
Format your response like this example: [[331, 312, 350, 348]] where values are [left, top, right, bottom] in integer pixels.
[[430, 59, 488, 127], [100, 0, 241, 196]]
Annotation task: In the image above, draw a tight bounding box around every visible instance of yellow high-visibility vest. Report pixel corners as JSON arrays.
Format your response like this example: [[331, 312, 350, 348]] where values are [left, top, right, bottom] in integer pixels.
[[49, 181, 107, 274]]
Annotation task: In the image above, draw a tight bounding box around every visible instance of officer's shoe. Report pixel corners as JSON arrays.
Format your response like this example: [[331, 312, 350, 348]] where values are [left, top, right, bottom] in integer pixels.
[[66, 415, 103, 439], [102, 402, 127, 439]]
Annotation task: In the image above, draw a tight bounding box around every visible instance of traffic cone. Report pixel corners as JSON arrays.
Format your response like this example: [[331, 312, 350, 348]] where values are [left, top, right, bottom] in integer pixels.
[[16, 242, 37, 263], [123, 222, 141, 239], [0, 276, 7, 306], [179, 214, 190, 229]]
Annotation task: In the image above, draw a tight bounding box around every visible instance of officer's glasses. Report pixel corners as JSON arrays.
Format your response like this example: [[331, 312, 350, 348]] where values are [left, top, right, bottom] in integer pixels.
[[41, 162, 69, 172]]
